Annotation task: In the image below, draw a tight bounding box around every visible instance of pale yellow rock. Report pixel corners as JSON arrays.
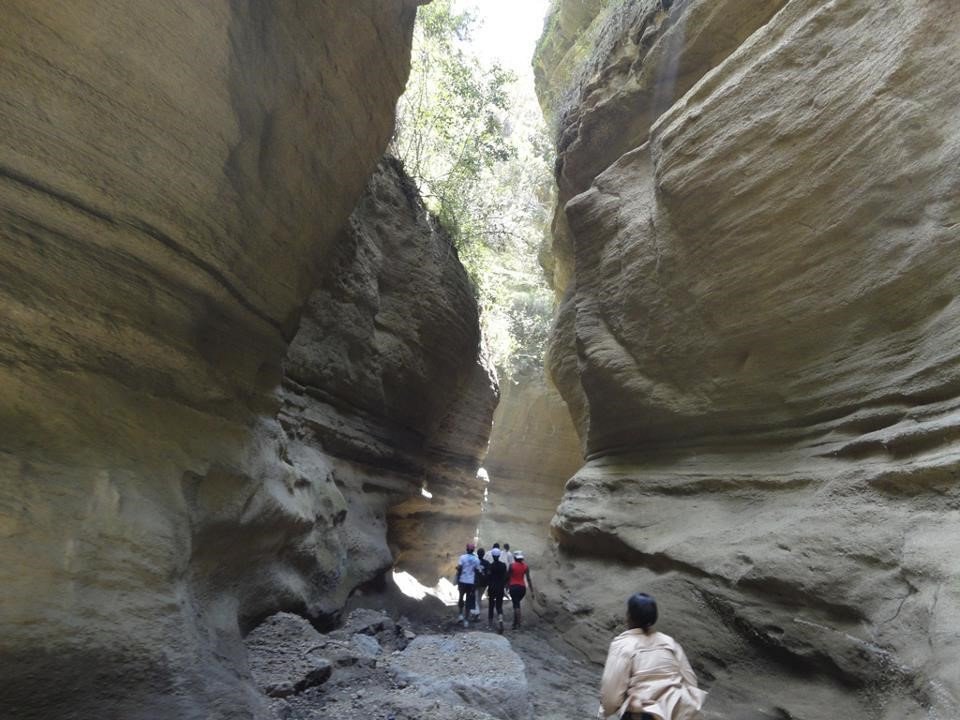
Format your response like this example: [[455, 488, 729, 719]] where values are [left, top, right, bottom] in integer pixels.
[[540, 0, 788, 292], [567, 0, 960, 458], [536, 0, 960, 717], [479, 374, 582, 558]]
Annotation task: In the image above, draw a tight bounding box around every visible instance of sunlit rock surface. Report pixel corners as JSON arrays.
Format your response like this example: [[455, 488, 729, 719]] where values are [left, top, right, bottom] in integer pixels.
[[0, 2, 498, 719], [393, 634, 533, 720], [533, 0, 610, 119], [479, 374, 582, 560], [537, 1, 960, 717], [537, 0, 788, 293]]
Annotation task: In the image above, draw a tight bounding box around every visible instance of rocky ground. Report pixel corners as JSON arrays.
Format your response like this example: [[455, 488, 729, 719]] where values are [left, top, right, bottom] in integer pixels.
[[244, 586, 602, 720]]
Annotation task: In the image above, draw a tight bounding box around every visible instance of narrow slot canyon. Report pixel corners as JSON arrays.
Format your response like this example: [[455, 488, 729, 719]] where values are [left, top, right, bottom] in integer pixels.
[[1, 2, 959, 720]]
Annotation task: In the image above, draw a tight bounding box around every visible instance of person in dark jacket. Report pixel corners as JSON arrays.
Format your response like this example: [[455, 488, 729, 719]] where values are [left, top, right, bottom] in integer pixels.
[[485, 547, 508, 631]]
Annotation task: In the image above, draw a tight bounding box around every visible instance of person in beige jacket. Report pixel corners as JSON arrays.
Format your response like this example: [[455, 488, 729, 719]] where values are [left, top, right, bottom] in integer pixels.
[[598, 593, 707, 720]]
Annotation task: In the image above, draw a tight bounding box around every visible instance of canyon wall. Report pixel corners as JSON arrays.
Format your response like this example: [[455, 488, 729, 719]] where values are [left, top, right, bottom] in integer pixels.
[[479, 374, 582, 560], [0, 3, 495, 719], [536, 1, 960, 718], [281, 158, 497, 589]]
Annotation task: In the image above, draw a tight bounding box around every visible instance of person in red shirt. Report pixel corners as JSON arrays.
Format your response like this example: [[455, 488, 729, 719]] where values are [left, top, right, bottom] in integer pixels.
[[506, 551, 534, 629]]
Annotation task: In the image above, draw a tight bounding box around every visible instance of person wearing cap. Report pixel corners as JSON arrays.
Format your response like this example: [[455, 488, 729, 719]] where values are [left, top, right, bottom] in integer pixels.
[[506, 550, 534, 629], [485, 547, 508, 631], [598, 592, 706, 720], [455, 542, 480, 627], [502, 542, 515, 570]]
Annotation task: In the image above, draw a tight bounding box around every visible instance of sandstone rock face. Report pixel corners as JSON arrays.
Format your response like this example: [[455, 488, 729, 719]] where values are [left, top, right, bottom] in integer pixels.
[[392, 634, 533, 720], [245, 613, 333, 699], [0, 3, 498, 719], [479, 374, 582, 560], [533, 0, 610, 119], [281, 157, 497, 588], [538, 0, 789, 293], [537, 1, 960, 718]]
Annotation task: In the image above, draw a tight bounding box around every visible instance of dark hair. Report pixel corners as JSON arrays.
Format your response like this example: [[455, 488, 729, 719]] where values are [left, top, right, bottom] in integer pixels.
[[478, 548, 485, 558], [627, 593, 658, 631], [492, 543, 500, 549], [503, 543, 510, 550]]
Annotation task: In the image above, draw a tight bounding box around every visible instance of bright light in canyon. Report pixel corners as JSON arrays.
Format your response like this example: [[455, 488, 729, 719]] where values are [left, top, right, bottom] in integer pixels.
[[454, 0, 550, 82], [392, 571, 458, 605]]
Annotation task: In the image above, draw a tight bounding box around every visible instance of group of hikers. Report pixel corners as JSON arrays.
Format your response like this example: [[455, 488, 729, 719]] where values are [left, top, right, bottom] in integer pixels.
[[454, 541, 534, 631], [456, 541, 705, 719], [598, 592, 706, 720]]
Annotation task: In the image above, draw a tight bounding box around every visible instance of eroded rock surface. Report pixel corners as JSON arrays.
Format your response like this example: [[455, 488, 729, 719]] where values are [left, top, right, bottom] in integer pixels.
[[246, 613, 333, 699], [536, 1, 960, 718], [392, 634, 533, 720], [0, 3, 499, 718], [479, 374, 582, 559], [279, 157, 497, 597], [246, 609, 529, 720]]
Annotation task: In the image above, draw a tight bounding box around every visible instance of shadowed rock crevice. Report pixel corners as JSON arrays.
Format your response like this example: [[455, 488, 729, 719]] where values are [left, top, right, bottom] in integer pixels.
[[276, 156, 497, 588]]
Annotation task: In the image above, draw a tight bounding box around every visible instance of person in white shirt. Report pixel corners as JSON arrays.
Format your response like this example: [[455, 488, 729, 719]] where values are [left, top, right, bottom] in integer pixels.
[[502, 543, 515, 570], [456, 542, 480, 627]]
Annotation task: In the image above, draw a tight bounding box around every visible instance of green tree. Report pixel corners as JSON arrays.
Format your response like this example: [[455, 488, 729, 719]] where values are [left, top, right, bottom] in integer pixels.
[[393, 0, 555, 381], [394, 1, 515, 252]]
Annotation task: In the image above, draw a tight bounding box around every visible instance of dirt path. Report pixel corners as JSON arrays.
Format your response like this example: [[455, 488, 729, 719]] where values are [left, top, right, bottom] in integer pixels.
[[247, 581, 605, 720], [504, 622, 601, 718]]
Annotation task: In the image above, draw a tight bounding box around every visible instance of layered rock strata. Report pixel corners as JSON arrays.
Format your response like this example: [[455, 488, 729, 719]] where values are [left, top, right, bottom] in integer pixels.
[[280, 158, 497, 589], [0, 2, 496, 719], [537, 1, 960, 718], [479, 374, 582, 560]]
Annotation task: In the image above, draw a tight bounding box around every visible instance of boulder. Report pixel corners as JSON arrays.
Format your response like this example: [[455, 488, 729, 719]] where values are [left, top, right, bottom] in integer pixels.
[[333, 608, 396, 638], [390, 634, 533, 720], [245, 613, 332, 698]]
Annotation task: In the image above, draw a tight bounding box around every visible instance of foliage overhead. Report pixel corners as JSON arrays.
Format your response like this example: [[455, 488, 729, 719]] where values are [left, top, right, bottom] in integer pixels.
[[392, 0, 555, 382]]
